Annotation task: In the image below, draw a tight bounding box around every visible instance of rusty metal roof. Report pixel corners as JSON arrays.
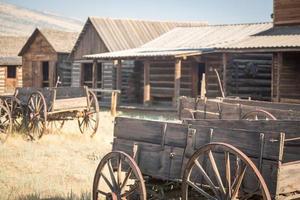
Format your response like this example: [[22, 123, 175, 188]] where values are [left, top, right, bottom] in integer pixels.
[[84, 22, 272, 59]]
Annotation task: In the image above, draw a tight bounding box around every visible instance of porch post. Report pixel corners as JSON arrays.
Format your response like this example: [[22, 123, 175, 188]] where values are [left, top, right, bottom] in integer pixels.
[[173, 58, 182, 107], [92, 59, 97, 88], [143, 60, 151, 105], [222, 53, 227, 97]]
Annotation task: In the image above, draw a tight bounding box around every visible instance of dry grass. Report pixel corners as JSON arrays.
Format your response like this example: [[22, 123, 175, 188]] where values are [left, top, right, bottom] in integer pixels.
[[0, 109, 178, 200], [0, 111, 114, 200]]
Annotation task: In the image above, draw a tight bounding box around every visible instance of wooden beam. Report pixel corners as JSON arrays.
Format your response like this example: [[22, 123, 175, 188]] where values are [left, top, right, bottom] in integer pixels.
[[222, 53, 227, 97], [143, 60, 151, 105], [276, 52, 283, 102], [92, 60, 97, 88], [173, 59, 182, 107]]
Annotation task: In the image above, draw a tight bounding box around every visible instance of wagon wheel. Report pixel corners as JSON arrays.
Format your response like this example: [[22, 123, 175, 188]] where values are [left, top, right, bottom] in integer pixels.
[[242, 109, 277, 120], [48, 120, 65, 133], [93, 151, 146, 200], [3, 97, 23, 131], [26, 92, 47, 140], [78, 90, 99, 137], [0, 104, 12, 143], [182, 142, 271, 200]]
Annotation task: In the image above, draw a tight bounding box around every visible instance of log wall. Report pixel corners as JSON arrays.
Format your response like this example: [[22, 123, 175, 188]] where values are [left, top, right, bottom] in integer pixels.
[[226, 54, 272, 101], [272, 52, 300, 102], [274, 0, 300, 25], [137, 60, 197, 105]]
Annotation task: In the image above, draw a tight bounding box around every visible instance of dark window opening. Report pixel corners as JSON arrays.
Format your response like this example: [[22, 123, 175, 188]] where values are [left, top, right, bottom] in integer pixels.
[[97, 63, 102, 88], [7, 66, 17, 78], [83, 63, 93, 87], [42, 61, 49, 87]]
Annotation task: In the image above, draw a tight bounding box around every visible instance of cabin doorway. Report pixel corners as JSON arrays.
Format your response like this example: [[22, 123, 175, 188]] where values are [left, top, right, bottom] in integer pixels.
[[82, 63, 93, 87], [198, 63, 206, 96], [82, 63, 102, 88], [42, 61, 49, 87]]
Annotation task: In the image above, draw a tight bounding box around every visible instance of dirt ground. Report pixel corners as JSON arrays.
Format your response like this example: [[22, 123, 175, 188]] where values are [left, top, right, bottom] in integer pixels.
[[0, 111, 115, 200]]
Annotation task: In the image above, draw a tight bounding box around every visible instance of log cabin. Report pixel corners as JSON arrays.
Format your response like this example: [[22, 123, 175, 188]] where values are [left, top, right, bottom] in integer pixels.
[[218, 0, 300, 104], [84, 23, 273, 107], [19, 28, 79, 88], [69, 17, 206, 103], [0, 36, 26, 94]]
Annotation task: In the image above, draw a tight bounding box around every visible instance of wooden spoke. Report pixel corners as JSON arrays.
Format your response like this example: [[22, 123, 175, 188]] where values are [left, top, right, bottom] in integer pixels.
[[187, 180, 217, 200], [78, 90, 99, 137], [117, 154, 122, 186], [194, 159, 220, 197], [182, 142, 271, 200], [232, 164, 247, 199], [26, 92, 47, 140], [208, 151, 226, 195], [225, 152, 231, 198], [92, 151, 146, 200], [121, 183, 139, 198], [107, 160, 118, 191], [120, 168, 133, 193], [100, 171, 114, 191], [0, 104, 12, 143], [97, 189, 109, 196]]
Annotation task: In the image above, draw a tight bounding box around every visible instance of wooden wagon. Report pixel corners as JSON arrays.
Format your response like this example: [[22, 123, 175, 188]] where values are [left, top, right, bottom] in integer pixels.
[[93, 117, 300, 200], [1, 86, 99, 140], [179, 96, 300, 121]]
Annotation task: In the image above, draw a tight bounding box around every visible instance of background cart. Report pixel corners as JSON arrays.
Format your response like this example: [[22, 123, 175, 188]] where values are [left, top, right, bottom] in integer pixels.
[[1, 86, 99, 140]]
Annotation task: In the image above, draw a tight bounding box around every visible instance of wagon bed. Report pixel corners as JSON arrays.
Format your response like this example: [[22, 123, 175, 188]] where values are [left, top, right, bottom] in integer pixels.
[[179, 96, 300, 120], [95, 117, 300, 200], [1, 86, 99, 140]]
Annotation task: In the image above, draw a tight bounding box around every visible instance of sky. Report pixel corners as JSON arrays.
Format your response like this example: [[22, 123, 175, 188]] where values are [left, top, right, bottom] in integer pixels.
[[3, 0, 273, 24]]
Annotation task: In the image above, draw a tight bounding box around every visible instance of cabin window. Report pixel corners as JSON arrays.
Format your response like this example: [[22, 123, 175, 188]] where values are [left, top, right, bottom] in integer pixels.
[[7, 66, 17, 78], [42, 61, 49, 87], [83, 63, 93, 87]]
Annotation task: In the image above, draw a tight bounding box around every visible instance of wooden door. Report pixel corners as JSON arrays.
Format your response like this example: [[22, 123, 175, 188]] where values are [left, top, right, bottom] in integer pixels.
[[32, 61, 42, 87]]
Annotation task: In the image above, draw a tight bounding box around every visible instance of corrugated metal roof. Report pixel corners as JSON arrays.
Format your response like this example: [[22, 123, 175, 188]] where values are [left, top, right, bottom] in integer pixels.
[[141, 23, 273, 49], [0, 36, 26, 65], [219, 25, 300, 49], [84, 48, 203, 59], [88, 17, 207, 52], [84, 22, 272, 59], [19, 28, 79, 55]]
